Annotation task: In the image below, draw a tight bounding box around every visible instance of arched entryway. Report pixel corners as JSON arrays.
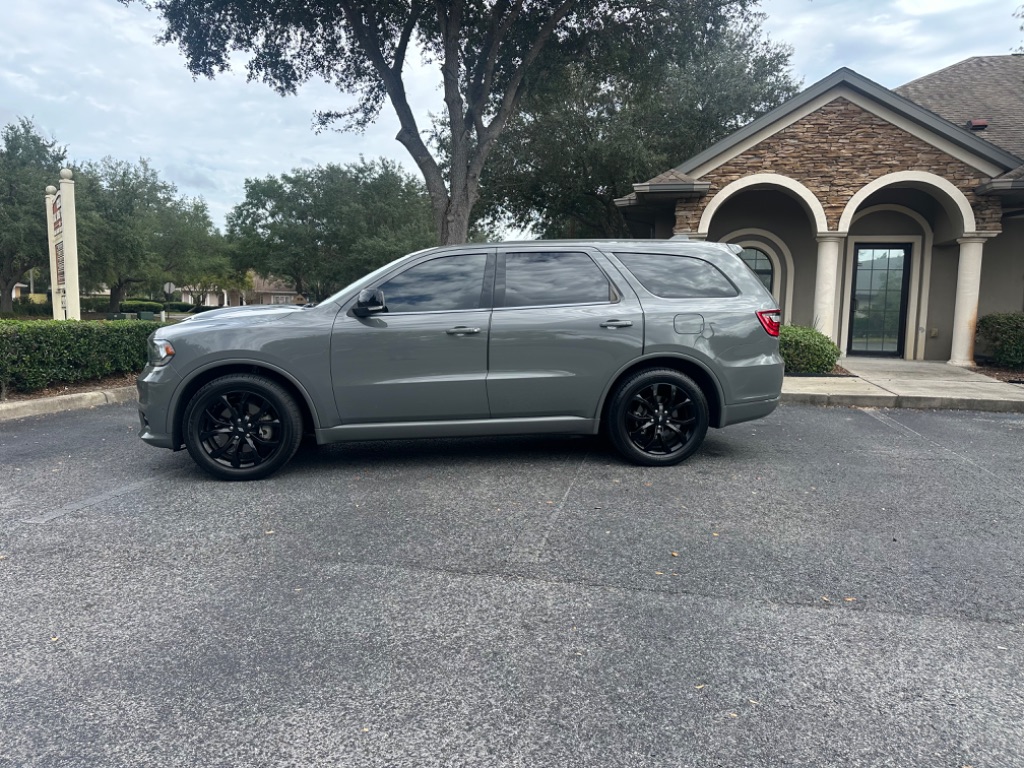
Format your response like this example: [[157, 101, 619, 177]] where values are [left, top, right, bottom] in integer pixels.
[[837, 171, 987, 364]]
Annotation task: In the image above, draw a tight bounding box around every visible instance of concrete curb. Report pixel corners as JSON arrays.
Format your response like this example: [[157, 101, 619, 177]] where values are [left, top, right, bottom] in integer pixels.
[[781, 391, 1024, 413], [0, 386, 136, 422]]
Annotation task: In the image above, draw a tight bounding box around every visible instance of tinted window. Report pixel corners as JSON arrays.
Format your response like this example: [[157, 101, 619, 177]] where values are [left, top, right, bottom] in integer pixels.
[[378, 254, 488, 313], [615, 253, 737, 298], [502, 252, 612, 307]]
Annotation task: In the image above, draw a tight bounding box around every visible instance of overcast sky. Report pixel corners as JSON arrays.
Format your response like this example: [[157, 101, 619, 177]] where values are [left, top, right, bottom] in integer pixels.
[[1, 0, 1020, 228]]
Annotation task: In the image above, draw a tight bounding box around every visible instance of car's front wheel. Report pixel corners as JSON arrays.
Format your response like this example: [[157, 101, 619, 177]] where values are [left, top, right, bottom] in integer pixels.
[[607, 368, 709, 466], [183, 374, 303, 481]]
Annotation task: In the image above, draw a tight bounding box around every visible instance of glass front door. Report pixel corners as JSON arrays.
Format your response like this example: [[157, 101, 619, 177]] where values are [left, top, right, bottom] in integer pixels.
[[848, 244, 911, 356]]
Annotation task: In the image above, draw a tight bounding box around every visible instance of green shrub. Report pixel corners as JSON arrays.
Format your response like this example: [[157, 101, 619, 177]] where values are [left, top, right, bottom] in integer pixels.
[[80, 297, 112, 312], [163, 301, 195, 312], [8, 297, 53, 317], [977, 313, 1024, 368], [120, 300, 164, 314], [0, 319, 161, 399], [779, 325, 841, 374]]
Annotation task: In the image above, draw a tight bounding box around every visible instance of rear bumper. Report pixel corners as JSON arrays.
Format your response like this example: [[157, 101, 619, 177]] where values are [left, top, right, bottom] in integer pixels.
[[719, 395, 780, 427]]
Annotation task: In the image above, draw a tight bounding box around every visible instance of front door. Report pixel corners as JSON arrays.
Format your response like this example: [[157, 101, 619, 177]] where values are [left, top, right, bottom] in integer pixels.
[[848, 243, 912, 356], [330, 251, 494, 423]]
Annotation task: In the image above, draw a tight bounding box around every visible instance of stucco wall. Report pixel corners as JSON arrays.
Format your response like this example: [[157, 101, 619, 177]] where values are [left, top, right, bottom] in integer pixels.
[[979, 217, 1024, 316], [924, 244, 959, 360]]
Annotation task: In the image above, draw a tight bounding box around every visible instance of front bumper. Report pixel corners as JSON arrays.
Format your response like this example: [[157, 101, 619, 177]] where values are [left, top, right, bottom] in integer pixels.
[[136, 362, 182, 450]]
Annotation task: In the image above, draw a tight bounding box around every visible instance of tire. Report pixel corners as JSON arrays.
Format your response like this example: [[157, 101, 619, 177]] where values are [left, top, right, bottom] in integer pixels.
[[607, 368, 709, 467], [183, 374, 303, 481]]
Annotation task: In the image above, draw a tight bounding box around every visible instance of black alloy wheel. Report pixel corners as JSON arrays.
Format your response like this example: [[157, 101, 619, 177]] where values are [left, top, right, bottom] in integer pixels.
[[183, 374, 303, 480], [608, 368, 709, 466]]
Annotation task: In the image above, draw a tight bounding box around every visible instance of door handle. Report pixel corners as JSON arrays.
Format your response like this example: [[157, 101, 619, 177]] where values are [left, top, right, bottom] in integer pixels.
[[600, 319, 633, 329], [446, 326, 481, 335]]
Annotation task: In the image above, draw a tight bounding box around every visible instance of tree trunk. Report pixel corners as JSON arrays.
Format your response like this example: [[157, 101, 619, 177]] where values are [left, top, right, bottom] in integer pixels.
[[0, 276, 16, 313], [435, 193, 473, 245], [108, 283, 126, 313]]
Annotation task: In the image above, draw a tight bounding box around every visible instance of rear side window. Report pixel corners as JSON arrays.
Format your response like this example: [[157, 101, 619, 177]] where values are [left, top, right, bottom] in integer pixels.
[[501, 252, 613, 307], [615, 253, 738, 298]]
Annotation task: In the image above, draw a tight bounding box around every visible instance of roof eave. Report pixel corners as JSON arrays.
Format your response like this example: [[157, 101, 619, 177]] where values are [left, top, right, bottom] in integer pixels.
[[976, 179, 1024, 195], [614, 181, 711, 209]]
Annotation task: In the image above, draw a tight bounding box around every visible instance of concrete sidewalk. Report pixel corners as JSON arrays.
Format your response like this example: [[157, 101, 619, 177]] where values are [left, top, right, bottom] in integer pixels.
[[783, 358, 1024, 412], [2, 359, 1024, 423]]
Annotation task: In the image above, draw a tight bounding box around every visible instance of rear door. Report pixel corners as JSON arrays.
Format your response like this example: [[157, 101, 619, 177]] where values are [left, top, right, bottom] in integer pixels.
[[486, 248, 643, 419]]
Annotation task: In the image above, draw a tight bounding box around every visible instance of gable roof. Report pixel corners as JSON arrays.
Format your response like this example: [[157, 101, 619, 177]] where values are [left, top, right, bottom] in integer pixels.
[[896, 55, 1024, 162], [671, 66, 1022, 179]]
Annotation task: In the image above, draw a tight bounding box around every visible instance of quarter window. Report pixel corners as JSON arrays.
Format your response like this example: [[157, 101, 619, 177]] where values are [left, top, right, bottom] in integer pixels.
[[739, 247, 774, 293], [378, 253, 488, 313], [615, 253, 737, 298], [501, 252, 613, 307]]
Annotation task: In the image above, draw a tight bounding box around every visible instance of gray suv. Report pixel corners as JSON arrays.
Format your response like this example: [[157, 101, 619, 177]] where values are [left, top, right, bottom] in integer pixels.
[[138, 240, 783, 479]]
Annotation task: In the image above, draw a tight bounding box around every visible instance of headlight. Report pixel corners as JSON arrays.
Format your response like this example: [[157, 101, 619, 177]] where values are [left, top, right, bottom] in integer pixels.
[[148, 338, 175, 366]]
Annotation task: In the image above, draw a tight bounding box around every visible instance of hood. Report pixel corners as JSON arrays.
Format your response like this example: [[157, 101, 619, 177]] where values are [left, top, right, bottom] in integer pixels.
[[177, 304, 305, 324]]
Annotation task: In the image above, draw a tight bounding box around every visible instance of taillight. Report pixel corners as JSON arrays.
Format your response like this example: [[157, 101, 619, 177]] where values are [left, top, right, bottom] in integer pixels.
[[756, 309, 781, 337]]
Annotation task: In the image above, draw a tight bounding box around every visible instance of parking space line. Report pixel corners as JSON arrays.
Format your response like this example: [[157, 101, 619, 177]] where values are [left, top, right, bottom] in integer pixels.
[[508, 448, 590, 563], [863, 409, 1024, 503], [20, 470, 178, 525]]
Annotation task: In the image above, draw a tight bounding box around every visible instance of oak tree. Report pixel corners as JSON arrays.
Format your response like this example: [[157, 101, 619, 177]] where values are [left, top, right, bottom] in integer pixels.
[[123, 0, 769, 244]]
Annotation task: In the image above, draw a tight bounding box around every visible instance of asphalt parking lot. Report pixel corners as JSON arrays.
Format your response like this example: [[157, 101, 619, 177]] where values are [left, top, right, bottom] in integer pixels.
[[1, 402, 1022, 767]]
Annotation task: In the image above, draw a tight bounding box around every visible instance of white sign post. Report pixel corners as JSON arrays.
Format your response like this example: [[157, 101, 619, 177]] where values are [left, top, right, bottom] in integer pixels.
[[45, 168, 81, 320]]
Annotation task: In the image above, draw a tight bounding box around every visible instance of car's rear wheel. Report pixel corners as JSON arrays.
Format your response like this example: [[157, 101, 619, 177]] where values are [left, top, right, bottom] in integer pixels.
[[607, 368, 709, 466], [183, 374, 302, 481]]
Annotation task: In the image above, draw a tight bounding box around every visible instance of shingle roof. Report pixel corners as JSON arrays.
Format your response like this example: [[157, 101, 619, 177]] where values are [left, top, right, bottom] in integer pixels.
[[895, 55, 1024, 163], [645, 169, 700, 185]]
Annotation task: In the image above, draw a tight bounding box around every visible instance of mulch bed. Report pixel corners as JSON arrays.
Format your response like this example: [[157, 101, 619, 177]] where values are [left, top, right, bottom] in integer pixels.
[[3, 372, 138, 402], [974, 364, 1024, 385]]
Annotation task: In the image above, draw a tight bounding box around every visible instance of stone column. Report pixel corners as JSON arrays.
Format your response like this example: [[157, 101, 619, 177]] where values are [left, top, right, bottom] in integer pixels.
[[813, 234, 844, 341], [948, 236, 987, 367]]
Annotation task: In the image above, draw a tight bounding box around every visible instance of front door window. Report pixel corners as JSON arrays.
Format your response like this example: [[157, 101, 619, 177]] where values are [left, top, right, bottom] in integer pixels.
[[848, 244, 911, 356]]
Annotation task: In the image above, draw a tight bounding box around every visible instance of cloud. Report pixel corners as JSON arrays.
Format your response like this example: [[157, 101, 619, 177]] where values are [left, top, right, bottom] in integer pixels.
[[759, 0, 1021, 86]]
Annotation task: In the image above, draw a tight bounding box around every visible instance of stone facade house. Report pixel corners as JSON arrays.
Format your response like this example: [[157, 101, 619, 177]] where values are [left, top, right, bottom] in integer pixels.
[[616, 55, 1024, 365]]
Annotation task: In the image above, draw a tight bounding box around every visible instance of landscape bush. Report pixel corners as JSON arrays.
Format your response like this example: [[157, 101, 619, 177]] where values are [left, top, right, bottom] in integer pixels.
[[1, 297, 52, 318], [977, 313, 1024, 368], [0, 319, 159, 399], [120, 300, 164, 314], [778, 324, 841, 374], [80, 297, 112, 312], [163, 301, 196, 312]]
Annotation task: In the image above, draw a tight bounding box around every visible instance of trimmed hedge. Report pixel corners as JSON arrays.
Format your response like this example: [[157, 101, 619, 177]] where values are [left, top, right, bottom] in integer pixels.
[[0, 319, 160, 399], [779, 325, 841, 374], [120, 300, 164, 314], [164, 301, 196, 312], [80, 297, 112, 312], [977, 313, 1024, 368]]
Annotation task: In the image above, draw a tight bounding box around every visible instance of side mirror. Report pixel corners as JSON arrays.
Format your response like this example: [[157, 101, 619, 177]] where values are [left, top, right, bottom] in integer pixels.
[[352, 288, 386, 318]]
